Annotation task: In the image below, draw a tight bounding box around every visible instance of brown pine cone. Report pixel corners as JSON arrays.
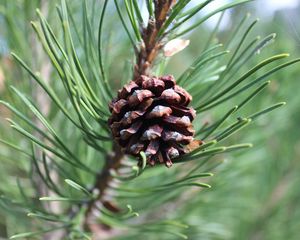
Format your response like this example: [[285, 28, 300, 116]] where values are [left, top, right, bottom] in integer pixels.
[[108, 75, 196, 167]]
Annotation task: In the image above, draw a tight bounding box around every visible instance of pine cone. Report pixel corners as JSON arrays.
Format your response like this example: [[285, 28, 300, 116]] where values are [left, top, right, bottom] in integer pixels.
[[108, 75, 196, 167]]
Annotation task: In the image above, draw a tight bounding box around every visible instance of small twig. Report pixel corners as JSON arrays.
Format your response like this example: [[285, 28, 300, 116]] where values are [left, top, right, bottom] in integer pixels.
[[84, 144, 124, 230], [134, 0, 175, 81]]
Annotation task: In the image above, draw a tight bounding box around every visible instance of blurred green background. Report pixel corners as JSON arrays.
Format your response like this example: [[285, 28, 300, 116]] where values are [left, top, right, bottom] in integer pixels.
[[0, 0, 299, 239]]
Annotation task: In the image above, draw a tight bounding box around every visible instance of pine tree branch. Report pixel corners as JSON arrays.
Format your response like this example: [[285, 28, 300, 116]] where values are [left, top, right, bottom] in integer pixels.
[[83, 1, 175, 234], [134, 0, 175, 80], [3, 1, 296, 239], [83, 144, 124, 232]]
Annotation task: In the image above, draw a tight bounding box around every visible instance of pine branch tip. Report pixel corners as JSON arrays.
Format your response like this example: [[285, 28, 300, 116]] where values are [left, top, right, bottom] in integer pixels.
[[246, 143, 254, 148], [205, 184, 211, 189]]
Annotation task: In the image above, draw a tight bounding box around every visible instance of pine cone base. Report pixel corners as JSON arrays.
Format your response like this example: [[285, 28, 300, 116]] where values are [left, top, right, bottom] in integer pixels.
[[108, 75, 196, 167]]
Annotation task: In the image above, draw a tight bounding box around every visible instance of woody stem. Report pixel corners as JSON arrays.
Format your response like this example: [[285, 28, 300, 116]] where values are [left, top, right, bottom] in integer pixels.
[[84, 0, 174, 233], [134, 0, 174, 81]]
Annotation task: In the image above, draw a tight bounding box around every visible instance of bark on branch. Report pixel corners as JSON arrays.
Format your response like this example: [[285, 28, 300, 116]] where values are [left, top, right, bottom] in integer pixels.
[[134, 0, 175, 81], [84, 1, 175, 236]]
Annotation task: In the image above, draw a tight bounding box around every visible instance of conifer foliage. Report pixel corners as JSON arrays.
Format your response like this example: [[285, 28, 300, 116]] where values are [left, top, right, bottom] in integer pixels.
[[0, 0, 299, 239]]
